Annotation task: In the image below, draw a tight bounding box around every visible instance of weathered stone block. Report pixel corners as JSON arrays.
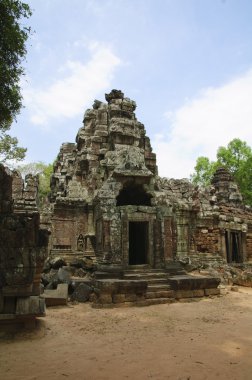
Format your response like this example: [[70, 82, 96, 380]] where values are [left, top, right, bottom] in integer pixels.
[[175, 290, 194, 299], [70, 283, 92, 302], [2, 284, 33, 297], [95, 130, 108, 137], [42, 283, 68, 306], [95, 280, 117, 294], [113, 294, 126, 303], [204, 288, 220, 296], [98, 294, 113, 304], [16, 296, 45, 316], [168, 275, 221, 290], [192, 289, 205, 297], [58, 267, 71, 284], [124, 294, 137, 302], [146, 290, 174, 299]]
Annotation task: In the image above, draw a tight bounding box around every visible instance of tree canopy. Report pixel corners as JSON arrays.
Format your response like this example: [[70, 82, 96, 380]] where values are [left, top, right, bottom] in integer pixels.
[[17, 161, 53, 205], [191, 138, 252, 206], [0, 0, 32, 162]]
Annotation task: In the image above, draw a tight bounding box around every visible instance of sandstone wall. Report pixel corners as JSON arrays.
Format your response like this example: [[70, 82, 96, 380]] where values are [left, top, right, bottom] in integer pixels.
[[0, 164, 49, 320]]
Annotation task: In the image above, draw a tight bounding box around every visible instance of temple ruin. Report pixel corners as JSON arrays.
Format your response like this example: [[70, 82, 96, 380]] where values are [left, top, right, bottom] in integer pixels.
[[48, 90, 252, 265], [0, 165, 49, 325], [2, 89, 252, 312], [41, 89, 252, 306]]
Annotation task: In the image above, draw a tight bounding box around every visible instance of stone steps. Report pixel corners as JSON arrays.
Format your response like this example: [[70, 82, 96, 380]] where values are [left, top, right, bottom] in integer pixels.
[[123, 269, 174, 304], [92, 266, 220, 308], [140, 298, 175, 306], [95, 271, 123, 279], [147, 283, 171, 291], [123, 274, 168, 282], [146, 290, 174, 299], [92, 297, 175, 308]]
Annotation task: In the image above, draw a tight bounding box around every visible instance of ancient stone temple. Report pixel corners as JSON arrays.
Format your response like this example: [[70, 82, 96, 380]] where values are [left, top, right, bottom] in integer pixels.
[[0, 165, 49, 324], [49, 89, 252, 268], [46, 89, 252, 305]]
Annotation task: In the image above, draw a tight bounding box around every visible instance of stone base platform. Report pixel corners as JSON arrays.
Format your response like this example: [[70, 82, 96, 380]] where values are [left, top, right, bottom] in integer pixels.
[[92, 270, 221, 308], [168, 274, 221, 299], [0, 296, 46, 331]]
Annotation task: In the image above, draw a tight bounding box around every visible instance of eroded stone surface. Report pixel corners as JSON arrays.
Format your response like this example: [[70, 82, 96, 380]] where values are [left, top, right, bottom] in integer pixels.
[[0, 164, 49, 320]]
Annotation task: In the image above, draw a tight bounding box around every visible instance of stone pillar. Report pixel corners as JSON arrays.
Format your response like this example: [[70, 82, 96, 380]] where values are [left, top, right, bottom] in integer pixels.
[[219, 229, 227, 261], [176, 210, 190, 260], [153, 219, 164, 268], [242, 231, 247, 262], [163, 217, 173, 262], [84, 208, 95, 258], [99, 219, 111, 263], [121, 215, 129, 266]]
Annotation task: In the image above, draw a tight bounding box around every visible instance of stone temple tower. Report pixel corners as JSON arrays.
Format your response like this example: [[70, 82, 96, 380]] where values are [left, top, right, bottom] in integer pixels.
[[48, 89, 252, 271], [49, 89, 164, 269]]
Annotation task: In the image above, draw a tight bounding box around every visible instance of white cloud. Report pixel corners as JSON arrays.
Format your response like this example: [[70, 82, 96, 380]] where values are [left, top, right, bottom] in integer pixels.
[[24, 43, 121, 126], [153, 69, 252, 179]]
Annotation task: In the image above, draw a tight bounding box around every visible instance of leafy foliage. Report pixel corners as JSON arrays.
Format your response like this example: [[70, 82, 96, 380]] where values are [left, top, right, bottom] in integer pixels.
[[191, 138, 252, 206], [0, 0, 32, 162], [17, 162, 53, 205], [190, 156, 220, 186], [0, 133, 26, 162]]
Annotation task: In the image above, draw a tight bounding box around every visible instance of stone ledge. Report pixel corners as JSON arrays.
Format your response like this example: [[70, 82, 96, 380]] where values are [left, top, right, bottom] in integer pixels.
[[41, 284, 68, 306], [0, 296, 46, 325], [204, 288, 220, 296], [168, 275, 221, 291], [92, 298, 175, 309]]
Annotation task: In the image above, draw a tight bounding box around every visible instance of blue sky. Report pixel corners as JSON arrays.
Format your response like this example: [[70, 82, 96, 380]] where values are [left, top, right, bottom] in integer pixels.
[[12, 0, 252, 178]]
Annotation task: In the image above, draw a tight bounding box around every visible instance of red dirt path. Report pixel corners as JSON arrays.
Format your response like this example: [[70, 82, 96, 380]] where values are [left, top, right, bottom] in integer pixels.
[[1, 287, 252, 380]]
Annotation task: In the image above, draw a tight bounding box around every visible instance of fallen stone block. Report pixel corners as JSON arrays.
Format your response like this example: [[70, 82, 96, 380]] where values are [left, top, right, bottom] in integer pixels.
[[70, 283, 92, 302], [41, 283, 68, 306], [233, 272, 252, 287], [58, 267, 71, 285], [50, 256, 66, 269]]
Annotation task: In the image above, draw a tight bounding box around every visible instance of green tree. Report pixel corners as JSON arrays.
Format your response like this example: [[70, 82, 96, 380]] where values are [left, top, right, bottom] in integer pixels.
[[17, 162, 53, 205], [191, 138, 252, 206], [190, 156, 219, 186], [0, 0, 32, 162], [217, 139, 252, 205], [217, 139, 252, 173]]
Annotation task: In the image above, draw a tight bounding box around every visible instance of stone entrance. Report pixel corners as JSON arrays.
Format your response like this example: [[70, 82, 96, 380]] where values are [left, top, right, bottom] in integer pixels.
[[225, 230, 243, 263], [129, 221, 149, 265]]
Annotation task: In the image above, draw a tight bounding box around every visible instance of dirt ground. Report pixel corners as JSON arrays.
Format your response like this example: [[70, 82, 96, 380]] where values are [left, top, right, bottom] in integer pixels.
[[0, 287, 252, 380]]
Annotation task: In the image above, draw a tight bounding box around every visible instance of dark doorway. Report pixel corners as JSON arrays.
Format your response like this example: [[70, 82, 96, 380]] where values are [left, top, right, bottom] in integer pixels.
[[225, 231, 242, 263], [129, 222, 148, 265], [116, 183, 152, 206]]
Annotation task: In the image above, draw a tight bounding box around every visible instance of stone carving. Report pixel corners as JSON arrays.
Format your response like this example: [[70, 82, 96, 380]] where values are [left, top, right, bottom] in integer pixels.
[[77, 234, 84, 251]]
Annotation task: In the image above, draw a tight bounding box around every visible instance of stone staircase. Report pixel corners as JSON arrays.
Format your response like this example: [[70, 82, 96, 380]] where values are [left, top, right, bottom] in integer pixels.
[[123, 267, 175, 305], [92, 263, 220, 308]]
